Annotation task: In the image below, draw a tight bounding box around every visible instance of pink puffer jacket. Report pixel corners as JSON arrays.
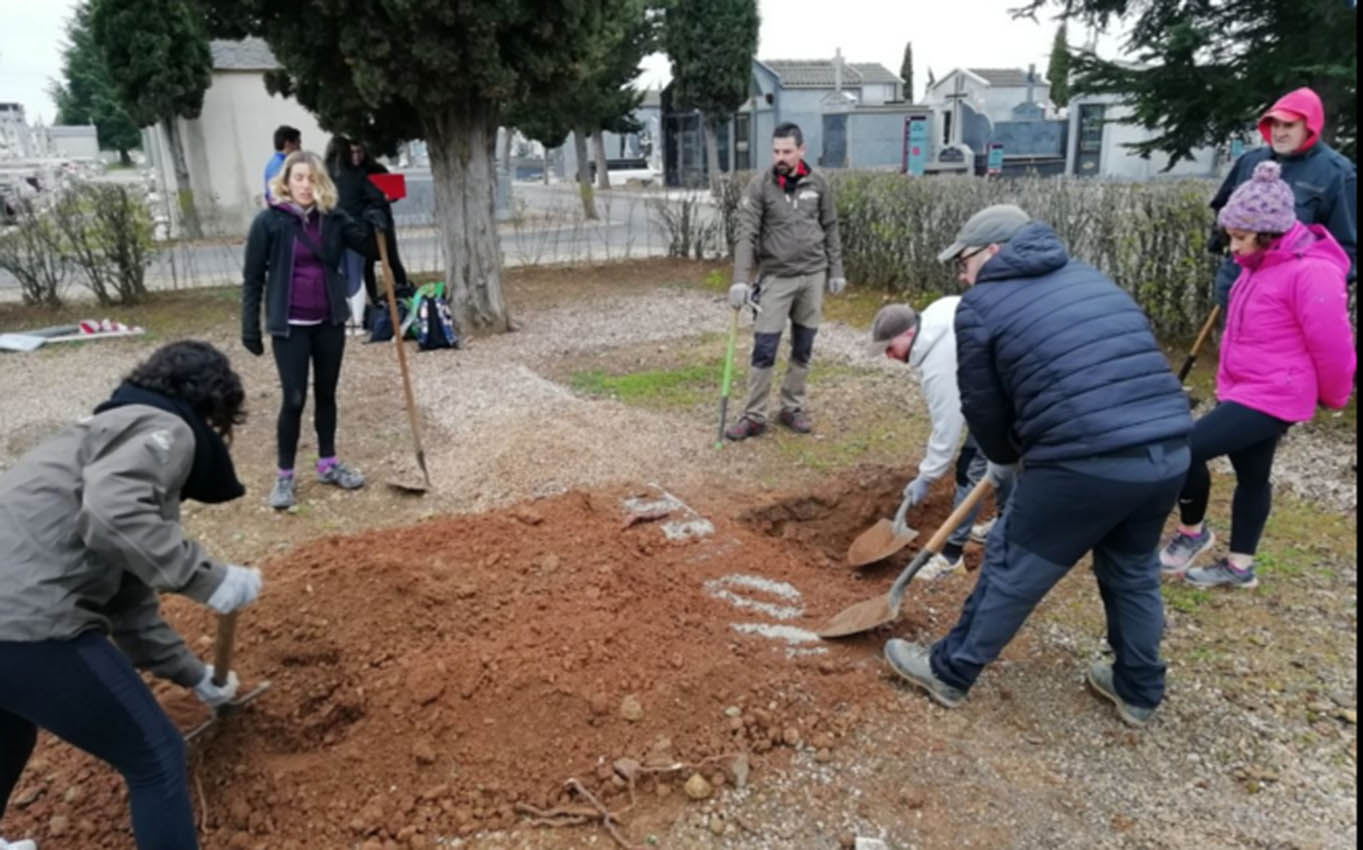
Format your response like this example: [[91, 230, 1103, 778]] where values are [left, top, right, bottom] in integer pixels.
[[1218, 220, 1356, 421]]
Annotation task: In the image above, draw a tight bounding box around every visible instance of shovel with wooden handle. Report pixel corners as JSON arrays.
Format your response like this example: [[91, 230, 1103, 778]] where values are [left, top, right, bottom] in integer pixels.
[[818, 477, 994, 639], [185, 612, 271, 742], [1177, 305, 1221, 407], [376, 229, 431, 492]]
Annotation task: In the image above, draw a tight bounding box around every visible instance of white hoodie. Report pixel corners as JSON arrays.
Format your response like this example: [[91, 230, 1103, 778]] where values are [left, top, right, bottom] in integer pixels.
[[909, 296, 965, 483]]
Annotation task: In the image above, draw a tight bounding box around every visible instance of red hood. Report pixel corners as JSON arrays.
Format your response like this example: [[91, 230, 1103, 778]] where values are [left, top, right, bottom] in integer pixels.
[[1258, 87, 1324, 151]]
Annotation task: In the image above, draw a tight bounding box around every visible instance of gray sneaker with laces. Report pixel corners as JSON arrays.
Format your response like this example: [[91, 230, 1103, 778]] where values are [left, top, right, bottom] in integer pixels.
[[1185, 558, 1258, 589], [318, 461, 365, 490], [269, 474, 297, 509], [1158, 526, 1215, 574], [883, 638, 966, 708], [1087, 661, 1155, 727]]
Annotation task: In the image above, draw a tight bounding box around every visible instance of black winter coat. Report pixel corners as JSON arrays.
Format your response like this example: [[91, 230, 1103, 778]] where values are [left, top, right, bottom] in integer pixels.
[[954, 222, 1193, 465], [241, 204, 377, 342]]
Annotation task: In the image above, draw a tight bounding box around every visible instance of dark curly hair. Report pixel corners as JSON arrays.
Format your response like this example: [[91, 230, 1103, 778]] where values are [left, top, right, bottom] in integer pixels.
[[125, 340, 247, 440]]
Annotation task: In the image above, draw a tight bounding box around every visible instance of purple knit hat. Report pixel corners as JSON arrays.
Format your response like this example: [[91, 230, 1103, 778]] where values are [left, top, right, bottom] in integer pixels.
[[1217, 160, 1296, 234]]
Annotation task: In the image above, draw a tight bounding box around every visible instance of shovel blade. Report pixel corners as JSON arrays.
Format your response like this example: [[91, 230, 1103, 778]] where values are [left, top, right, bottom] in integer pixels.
[[816, 592, 899, 639], [847, 519, 918, 567]]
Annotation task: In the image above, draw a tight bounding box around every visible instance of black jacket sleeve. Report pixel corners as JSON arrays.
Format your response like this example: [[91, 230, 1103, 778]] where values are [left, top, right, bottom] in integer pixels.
[[1207, 155, 1244, 255], [337, 209, 379, 261], [242, 212, 270, 342], [955, 294, 1020, 464]]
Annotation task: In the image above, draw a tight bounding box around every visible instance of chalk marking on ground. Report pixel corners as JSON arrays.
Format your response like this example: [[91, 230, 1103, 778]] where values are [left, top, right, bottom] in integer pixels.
[[730, 623, 824, 644], [621, 483, 714, 541], [707, 573, 802, 601], [704, 586, 803, 620]]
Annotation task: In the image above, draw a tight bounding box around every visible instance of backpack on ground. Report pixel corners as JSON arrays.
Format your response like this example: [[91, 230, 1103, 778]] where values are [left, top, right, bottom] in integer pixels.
[[366, 300, 408, 343], [411, 281, 459, 351]]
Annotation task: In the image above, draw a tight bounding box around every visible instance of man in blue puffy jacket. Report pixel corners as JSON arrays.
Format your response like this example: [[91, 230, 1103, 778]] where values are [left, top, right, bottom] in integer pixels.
[[883, 204, 1194, 727]]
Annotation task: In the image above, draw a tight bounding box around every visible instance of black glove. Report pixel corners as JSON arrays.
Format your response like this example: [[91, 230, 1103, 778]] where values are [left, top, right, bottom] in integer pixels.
[[363, 207, 387, 232], [242, 335, 264, 357]]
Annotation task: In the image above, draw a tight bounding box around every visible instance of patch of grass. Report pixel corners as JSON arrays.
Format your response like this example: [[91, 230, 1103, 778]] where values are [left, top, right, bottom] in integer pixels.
[[1163, 583, 1212, 614], [569, 361, 721, 408], [1254, 549, 1307, 579]]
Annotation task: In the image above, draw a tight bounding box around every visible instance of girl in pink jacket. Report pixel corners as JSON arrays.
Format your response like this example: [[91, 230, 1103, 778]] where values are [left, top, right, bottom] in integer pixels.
[[1159, 160, 1355, 588]]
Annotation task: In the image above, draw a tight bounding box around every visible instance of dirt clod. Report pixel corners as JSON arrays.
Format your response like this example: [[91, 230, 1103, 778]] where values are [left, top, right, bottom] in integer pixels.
[[620, 694, 645, 722], [684, 773, 713, 800]]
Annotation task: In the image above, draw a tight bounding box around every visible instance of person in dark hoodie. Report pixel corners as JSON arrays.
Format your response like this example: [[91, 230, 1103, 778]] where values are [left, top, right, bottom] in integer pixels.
[[0, 340, 263, 850], [349, 139, 410, 305], [242, 149, 385, 510], [882, 205, 1194, 728], [325, 135, 389, 331], [1209, 87, 1356, 308]]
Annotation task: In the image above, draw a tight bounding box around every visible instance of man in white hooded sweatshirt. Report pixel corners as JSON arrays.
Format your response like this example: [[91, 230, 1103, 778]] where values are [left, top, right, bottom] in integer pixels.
[[869, 299, 1015, 578]]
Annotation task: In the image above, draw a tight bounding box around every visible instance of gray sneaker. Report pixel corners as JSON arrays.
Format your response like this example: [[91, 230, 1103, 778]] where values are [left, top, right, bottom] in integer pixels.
[[1087, 661, 1155, 727], [1185, 558, 1258, 589], [883, 639, 966, 708], [1158, 526, 1215, 574], [269, 474, 297, 510], [318, 461, 365, 490]]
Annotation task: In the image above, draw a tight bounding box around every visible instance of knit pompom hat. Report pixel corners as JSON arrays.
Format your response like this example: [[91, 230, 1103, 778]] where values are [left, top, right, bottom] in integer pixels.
[[1217, 160, 1296, 234]]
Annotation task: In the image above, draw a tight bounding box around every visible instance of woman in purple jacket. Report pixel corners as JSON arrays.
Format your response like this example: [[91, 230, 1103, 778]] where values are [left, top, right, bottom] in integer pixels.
[[1159, 161, 1355, 588], [241, 150, 385, 509]]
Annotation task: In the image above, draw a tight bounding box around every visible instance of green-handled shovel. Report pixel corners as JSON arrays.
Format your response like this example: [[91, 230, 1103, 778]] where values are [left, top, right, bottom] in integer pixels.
[[715, 306, 741, 448]]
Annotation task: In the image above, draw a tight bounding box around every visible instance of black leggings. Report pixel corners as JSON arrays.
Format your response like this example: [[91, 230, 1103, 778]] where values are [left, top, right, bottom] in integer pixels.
[[0, 633, 197, 849], [271, 323, 345, 471], [1177, 401, 1290, 555]]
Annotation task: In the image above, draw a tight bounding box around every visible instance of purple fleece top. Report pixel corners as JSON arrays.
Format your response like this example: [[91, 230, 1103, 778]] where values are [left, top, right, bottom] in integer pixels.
[[274, 202, 329, 323]]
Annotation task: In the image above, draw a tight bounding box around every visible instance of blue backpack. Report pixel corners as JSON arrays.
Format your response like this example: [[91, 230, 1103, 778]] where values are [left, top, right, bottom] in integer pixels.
[[412, 282, 459, 350]]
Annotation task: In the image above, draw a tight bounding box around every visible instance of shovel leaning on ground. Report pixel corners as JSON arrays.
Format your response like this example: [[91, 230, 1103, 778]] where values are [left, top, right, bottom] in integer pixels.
[[818, 477, 994, 639], [714, 306, 740, 448], [1176, 305, 1221, 407], [376, 229, 432, 493], [185, 613, 271, 742]]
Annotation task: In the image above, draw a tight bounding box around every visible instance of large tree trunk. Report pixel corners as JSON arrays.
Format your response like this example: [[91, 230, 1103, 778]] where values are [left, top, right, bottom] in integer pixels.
[[572, 126, 597, 220], [543, 147, 551, 185], [118, 148, 133, 167], [703, 121, 721, 195], [162, 116, 202, 239], [424, 102, 509, 333], [593, 132, 611, 190]]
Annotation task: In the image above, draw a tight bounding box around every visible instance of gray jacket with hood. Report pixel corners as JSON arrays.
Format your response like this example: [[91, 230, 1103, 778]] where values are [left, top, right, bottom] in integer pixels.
[[0, 405, 229, 686]]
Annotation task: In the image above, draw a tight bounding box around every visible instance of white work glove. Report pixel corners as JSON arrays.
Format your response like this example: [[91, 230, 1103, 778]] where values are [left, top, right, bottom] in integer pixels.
[[891, 476, 930, 537], [826, 276, 846, 295], [985, 462, 1017, 487], [193, 665, 240, 708], [206, 565, 262, 614], [902, 475, 931, 508], [727, 282, 751, 310]]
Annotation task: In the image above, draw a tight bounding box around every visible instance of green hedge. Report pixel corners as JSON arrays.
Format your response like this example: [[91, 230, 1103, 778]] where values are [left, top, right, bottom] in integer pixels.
[[718, 171, 1223, 339]]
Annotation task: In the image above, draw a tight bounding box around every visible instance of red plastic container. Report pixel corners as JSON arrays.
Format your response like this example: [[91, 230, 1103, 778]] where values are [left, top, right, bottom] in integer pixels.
[[368, 173, 407, 202]]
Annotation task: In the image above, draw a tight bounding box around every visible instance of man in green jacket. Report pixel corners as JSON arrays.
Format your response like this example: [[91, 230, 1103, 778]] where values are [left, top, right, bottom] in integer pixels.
[[725, 122, 846, 439]]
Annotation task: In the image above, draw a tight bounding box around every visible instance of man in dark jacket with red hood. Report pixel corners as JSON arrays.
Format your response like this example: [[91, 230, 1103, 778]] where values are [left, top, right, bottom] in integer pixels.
[[1210, 87, 1356, 307]]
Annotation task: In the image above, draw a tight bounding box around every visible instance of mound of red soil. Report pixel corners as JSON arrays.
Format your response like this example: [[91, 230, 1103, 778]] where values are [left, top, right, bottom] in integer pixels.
[[5, 466, 987, 849]]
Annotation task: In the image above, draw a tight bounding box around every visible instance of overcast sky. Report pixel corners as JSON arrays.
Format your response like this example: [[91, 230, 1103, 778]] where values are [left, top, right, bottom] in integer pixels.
[[1, 0, 1127, 125]]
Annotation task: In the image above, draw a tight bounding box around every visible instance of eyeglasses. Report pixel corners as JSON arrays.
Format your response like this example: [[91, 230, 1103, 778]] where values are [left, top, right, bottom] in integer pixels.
[[956, 246, 988, 272]]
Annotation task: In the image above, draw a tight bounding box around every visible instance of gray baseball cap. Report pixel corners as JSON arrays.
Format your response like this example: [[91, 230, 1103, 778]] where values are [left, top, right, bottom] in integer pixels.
[[936, 204, 1032, 263], [867, 304, 919, 356]]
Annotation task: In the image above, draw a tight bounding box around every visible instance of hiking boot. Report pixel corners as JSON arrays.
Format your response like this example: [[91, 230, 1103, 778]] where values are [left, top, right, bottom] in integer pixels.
[[883, 639, 965, 708], [318, 461, 365, 490], [917, 552, 963, 581], [1087, 661, 1155, 727], [268, 474, 297, 510], [969, 517, 996, 543], [1158, 526, 1215, 574], [1185, 558, 1258, 589], [777, 408, 813, 434], [724, 416, 767, 441]]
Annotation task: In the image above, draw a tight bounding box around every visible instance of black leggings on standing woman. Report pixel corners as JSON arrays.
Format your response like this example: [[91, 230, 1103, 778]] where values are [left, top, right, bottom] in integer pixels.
[[1177, 401, 1290, 555], [271, 323, 345, 471]]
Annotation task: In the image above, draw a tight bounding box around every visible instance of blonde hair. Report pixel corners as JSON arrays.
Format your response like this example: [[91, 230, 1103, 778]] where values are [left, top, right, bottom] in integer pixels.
[[268, 150, 338, 212]]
